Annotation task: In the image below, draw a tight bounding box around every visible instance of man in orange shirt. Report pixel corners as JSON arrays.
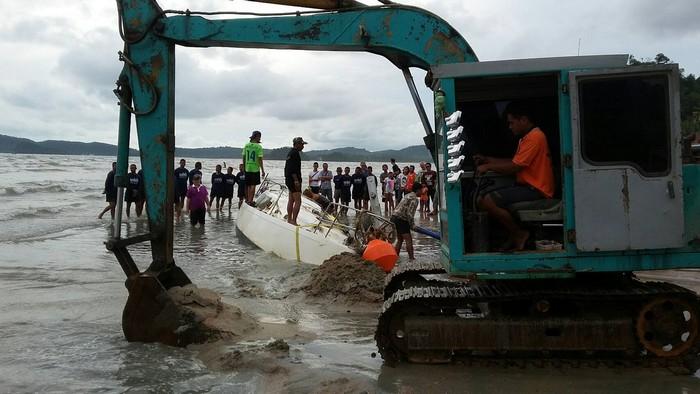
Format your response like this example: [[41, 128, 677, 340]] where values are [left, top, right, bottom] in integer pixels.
[[474, 102, 554, 251]]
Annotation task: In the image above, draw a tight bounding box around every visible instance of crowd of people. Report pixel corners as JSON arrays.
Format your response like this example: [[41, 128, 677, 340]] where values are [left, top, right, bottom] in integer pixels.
[[99, 130, 437, 259]]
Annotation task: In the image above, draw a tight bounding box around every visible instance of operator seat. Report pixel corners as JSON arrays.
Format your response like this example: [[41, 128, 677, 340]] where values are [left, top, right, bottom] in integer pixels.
[[508, 198, 562, 222]]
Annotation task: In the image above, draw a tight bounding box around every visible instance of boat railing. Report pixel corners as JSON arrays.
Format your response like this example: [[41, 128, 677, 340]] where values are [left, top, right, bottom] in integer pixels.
[[255, 176, 396, 246]]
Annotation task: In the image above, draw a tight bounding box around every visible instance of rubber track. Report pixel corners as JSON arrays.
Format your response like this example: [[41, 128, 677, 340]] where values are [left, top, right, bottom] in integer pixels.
[[376, 279, 700, 372]]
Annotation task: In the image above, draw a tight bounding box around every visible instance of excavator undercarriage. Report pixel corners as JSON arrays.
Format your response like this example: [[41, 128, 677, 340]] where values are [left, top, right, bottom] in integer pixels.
[[377, 262, 700, 372]]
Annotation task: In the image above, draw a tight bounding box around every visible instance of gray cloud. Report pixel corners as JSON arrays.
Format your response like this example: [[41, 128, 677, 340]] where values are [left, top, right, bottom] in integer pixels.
[[0, 0, 697, 152]]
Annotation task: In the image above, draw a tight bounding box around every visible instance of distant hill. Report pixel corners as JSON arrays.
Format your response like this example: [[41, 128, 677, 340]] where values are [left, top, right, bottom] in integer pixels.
[[0, 134, 139, 156], [0, 134, 432, 162]]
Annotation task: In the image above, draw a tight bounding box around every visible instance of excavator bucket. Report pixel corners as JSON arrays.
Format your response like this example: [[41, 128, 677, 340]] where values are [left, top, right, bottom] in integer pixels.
[[121, 267, 192, 346]]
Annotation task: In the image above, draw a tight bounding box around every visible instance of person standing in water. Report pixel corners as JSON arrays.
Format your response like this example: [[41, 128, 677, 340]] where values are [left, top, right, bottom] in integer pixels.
[[125, 164, 142, 218], [98, 162, 117, 219], [391, 183, 419, 260], [185, 174, 210, 227], [174, 159, 189, 219], [235, 163, 246, 209], [351, 166, 366, 210], [340, 166, 352, 215], [210, 164, 225, 211], [188, 161, 202, 185], [319, 162, 333, 201], [136, 168, 146, 216], [223, 166, 236, 211]]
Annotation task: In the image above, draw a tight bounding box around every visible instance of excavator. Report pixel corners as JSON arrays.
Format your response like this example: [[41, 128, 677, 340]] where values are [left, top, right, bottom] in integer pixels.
[[110, 0, 700, 371]]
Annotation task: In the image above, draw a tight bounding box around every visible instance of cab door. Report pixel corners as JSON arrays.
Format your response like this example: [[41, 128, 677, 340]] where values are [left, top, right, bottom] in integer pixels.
[[569, 65, 684, 251]]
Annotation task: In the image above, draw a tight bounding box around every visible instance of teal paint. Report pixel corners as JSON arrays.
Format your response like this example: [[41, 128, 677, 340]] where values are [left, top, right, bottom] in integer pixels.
[[558, 71, 576, 254], [116, 0, 478, 270], [161, 6, 478, 69], [437, 65, 700, 278], [683, 164, 700, 244], [115, 68, 132, 188]]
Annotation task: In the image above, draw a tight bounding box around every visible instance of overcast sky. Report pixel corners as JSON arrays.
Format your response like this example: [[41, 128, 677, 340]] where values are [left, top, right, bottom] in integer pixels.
[[1, 0, 698, 151]]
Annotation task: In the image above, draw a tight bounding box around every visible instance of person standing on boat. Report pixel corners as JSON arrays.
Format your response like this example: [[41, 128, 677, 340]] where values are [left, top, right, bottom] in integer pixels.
[[242, 130, 265, 205], [174, 159, 189, 219], [308, 162, 321, 194], [223, 166, 236, 211], [285, 137, 307, 225], [98, 162, 117, 219], [391, 183, 419, 261], [319, 162, 333, 201], [235, 163, 246, 209]]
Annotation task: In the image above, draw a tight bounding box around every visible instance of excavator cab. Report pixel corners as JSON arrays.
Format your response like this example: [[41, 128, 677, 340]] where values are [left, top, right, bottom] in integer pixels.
[[431, 55, 697, 278], [377, 56, 700, 367]]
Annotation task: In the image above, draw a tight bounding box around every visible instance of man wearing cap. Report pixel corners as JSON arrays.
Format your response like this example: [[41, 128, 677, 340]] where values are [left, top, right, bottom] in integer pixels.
[[285, 137, 307, 225], [242, 130, 265, 205]]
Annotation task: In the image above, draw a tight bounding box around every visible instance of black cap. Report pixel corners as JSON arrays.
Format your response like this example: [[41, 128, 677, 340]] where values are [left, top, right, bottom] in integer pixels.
[[293, 137, 308, 145], [250, 130, 262, 140]]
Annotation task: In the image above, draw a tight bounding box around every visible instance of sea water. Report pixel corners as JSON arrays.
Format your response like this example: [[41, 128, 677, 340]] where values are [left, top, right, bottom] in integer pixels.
[[1, 153, 699, 393]]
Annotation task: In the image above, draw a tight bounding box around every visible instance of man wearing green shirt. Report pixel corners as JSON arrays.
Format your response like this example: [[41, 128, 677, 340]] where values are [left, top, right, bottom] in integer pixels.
[[242, 130, 265, 205]]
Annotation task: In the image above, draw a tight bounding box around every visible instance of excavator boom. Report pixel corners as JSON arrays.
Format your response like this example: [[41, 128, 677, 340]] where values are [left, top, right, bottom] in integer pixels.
[[111, 0, 476, 344]]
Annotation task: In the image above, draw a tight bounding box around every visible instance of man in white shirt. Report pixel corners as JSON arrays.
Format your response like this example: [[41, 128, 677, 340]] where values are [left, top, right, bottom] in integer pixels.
[[308, 162, 321, 194]]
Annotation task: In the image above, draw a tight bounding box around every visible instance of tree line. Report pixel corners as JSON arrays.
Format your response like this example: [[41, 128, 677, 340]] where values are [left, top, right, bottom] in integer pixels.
[[629, 53, 700, 136]]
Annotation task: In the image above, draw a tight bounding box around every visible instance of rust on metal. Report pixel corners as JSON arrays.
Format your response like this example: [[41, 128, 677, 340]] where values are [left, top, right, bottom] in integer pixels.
[[280, 20, 330, 40], [382, 12, 394, 39], [621, 172, 630, 215], [423, 31, 467, 63]]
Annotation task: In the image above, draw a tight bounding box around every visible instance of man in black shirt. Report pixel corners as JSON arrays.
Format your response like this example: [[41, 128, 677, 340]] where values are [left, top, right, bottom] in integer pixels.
[[174, 159, 189, 219], [223, 166, 236, 211], [98, 162, 117, 219], [188, 162, 202, 185], [210, 164, 225, 211], [285, 136, 307, 225]]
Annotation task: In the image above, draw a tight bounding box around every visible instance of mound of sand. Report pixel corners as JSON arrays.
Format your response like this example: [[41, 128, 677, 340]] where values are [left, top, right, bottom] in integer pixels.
[[167, 284, 259, 344], [300, 252, 386, 304]]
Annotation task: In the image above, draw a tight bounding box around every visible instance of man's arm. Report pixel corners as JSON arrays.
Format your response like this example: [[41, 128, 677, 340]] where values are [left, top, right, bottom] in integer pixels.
[[476, 160, 523, 176]]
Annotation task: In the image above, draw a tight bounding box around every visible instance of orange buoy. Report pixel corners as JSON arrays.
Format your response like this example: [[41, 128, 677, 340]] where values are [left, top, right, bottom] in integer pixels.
[[362, 239, 398, 273]]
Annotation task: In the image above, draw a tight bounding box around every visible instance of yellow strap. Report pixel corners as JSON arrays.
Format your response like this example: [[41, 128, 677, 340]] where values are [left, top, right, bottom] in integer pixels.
[[294, 223, 318, 263]]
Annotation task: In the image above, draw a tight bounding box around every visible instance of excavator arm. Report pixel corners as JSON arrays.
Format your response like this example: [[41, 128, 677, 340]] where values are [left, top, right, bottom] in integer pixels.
[[110, 0, 476, 344]]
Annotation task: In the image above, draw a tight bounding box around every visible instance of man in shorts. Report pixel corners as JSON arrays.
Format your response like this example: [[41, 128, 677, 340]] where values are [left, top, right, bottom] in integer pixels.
[[391, 183, 419, 260], [423, 162, 438, 215], [235, 163, 246, 208], [333, 166, 343, 212], [173, 159, 189, 219], [285, 136, 307, 225], [340, 166, 352, 215], [242, 130, 265, 205], [474, 101, 554, 251], [98, 162, 117, 219]]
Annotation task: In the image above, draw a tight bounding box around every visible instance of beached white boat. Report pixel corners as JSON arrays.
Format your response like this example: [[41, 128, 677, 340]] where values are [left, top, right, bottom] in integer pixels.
[[236, 178, 397, 266], [236, 180, 355, 265]]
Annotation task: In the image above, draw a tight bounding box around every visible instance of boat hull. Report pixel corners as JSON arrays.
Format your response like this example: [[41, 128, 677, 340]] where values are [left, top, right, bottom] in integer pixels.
[[236, 198, 353, 265]]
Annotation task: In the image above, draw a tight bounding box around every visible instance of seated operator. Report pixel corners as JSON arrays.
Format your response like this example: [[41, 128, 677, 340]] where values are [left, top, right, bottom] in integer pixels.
[[473, 102, 554, 251]]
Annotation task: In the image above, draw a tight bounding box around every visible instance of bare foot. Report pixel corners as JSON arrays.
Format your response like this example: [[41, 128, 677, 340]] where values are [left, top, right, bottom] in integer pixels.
[[98, 213, 103, 219], [511, 230, 530, 251]]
